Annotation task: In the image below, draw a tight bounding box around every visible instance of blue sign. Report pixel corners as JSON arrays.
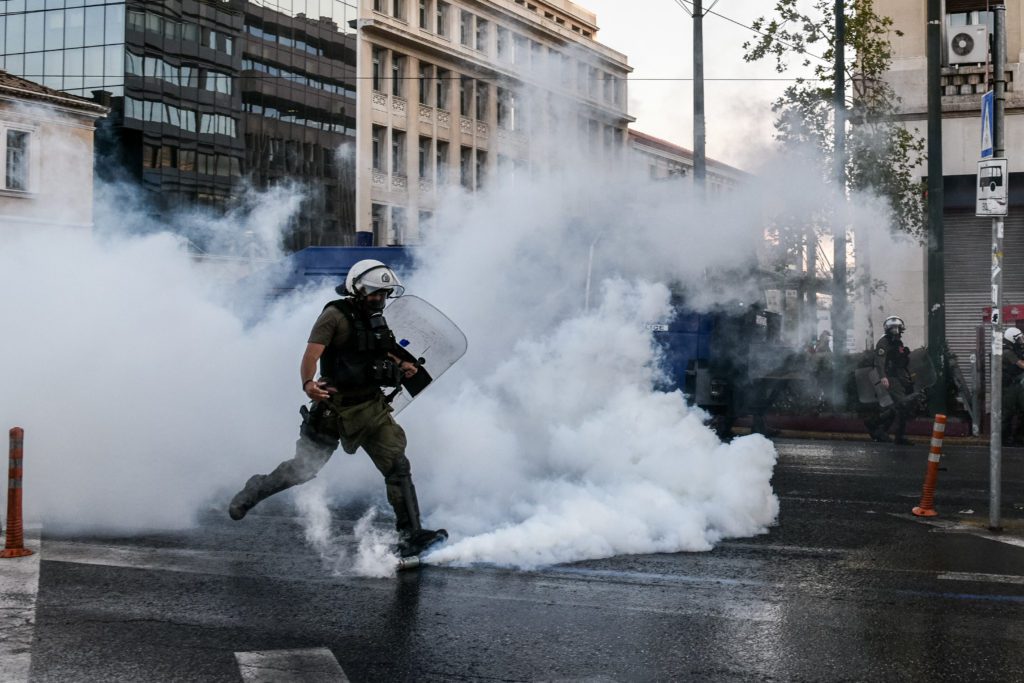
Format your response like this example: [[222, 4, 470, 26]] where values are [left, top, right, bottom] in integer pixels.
[[981, 90, 994, 159]]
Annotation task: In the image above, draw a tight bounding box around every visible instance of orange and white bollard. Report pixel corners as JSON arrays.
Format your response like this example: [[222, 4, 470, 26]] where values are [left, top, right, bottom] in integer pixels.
[[912, 415, 947, 517], [1, 427, 33, 558]]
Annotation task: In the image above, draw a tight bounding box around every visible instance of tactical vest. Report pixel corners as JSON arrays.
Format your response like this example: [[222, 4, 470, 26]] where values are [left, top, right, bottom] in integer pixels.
[[320, 298, 402, 390]]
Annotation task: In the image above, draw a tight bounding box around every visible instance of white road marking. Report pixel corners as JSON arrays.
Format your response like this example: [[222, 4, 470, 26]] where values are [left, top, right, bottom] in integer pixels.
[[235, 648, 349, 682], [891, 513, 1024, 549], [938, 571, 1024, 586], [0, 526, 41, 683]]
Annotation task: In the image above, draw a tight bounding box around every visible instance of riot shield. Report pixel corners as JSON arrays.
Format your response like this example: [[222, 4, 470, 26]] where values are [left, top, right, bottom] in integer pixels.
[[384, 295, 468, 414]]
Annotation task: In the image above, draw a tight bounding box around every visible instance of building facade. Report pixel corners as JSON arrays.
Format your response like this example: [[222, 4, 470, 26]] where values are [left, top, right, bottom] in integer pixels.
[[0, 70, 107, 232], [0, 0, 359, 250], [0, 0, 628, 248], [628, 129, 745, 193], [867, 1, 1024, 368], [353, 0, 632, 245]]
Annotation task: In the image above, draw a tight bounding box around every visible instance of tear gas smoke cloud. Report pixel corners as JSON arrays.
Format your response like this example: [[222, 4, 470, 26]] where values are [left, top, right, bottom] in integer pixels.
[[0, 90, 905, 574]]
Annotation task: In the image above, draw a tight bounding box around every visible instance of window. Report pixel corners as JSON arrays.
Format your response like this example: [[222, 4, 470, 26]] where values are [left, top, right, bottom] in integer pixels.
[[460, 11, 473, 46], [460, 146, 473, 189], [476, 81, 489, 120], [392, 0, 405, 20], [514, 34, 528, 66], [436, 68, 450, 109], [390, 207, 406, 245], [372, 203, 387, 242], [436, 140, 449, 184], [475, 149, 487, 188], [476, 18, 489, 52], [418, 62, 433, 106], [419, 0, 431, 29], [179, 149, 196, 172], [392, 54, 405, 97], [372, 47, 385, 91], [141, 143, 160, 170], [374, 0, 386, 11], [372, 126, 386, 170], [497, 87, 515, 130], [497, 27, 511, 62], [419, 136, 432, 178], [392, 130, 406, 175], [5, 129, 30, 191], [459, 75, 473, 117], [436, 1, 449, 37]]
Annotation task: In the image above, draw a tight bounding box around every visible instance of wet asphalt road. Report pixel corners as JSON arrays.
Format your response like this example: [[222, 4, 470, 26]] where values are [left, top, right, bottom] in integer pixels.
[[18, 438, 1024, 682]]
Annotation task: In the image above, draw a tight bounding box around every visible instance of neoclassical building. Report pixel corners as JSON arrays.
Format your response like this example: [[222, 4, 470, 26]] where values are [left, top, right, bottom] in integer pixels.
[[353, 0, 632, 245]]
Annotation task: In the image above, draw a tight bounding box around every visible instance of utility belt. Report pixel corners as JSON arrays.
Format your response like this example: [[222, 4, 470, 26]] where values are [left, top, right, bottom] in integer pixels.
[[330, 388, 382, 406]]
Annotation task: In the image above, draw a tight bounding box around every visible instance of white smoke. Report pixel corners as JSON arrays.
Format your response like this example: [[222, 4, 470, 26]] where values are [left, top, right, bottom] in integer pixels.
[[0, 89, 904, 575]]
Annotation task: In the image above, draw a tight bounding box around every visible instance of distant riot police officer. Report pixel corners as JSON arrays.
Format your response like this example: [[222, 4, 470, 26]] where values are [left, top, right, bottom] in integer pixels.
[[1001, 326, 1024, 445], [228, 259, 446, 558], [864, 316, 914, 445]]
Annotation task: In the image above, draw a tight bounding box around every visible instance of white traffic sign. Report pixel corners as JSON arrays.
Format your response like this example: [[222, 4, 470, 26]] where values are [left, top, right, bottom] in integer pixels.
[[981, 91, 995, 159], [977, 158, 1008, 216]]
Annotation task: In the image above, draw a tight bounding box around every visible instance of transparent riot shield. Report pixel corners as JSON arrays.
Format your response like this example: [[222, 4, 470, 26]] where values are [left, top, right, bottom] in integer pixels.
[[383, 295, 468, 414]]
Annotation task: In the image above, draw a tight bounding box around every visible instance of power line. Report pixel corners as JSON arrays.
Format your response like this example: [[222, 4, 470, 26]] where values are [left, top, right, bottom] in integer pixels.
[[11, 73, 827, 82], [671, 0, 830, 65]]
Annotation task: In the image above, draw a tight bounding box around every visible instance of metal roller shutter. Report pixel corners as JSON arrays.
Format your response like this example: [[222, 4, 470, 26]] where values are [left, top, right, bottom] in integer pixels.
[[944, 210, 1024, 392]]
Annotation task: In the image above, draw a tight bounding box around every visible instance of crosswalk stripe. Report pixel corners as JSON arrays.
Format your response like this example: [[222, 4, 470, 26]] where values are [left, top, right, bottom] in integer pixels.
[[0, 526, 41, 683], [235, 648, 349, 682]]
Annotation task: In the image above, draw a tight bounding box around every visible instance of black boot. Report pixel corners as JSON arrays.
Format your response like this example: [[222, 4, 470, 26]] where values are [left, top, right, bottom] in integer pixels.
[[228, 464, 296, 520], [388, 475, 447, 557], [864, 416, 890, 443]]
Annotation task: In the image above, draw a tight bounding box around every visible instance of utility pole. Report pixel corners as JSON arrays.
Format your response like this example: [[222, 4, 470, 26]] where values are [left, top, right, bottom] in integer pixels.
[[927, 0, 947, 415], [833, 0, 847, 366], [989, 4, 1007, 532], [693, 0, 706, 193]]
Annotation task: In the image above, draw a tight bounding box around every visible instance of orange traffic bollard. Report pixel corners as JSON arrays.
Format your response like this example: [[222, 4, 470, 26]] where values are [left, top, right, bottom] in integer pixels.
[[912, 415, 947, 517], [1, 427, 33, 558]]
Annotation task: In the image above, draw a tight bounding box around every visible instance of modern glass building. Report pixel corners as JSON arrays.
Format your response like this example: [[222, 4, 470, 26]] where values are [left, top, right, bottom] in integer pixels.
[[0, 0, 359, 249]]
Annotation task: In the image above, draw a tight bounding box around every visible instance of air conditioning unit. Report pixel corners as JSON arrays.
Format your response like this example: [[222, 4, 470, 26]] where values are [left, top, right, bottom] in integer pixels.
[[948, 24, 988, 65]]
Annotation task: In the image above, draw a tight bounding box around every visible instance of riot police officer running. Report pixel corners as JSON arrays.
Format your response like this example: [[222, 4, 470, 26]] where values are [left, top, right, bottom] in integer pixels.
[[228, 259, 446, 558], [1001, 326, 1024, 445], [864, 316, 915, 445]]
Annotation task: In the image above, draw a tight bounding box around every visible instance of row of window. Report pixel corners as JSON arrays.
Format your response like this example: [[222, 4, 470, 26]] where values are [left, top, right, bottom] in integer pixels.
[[0, 4, 124, 55], [242, 102, 355, 136], [370, 125, 490, 190], [126, 10, 235, 56], [241, 57, 355, 99], [380, 0, 592, 41], [244, 22, 324, 57], [142, 144, 242, 178], [372, 0, 618, 105], [373, 49, 621, 118], [372, 203, 433, 246], [126, 52, 233, 94], [0, 44, 122, 93], [124, 97, 238, 137]]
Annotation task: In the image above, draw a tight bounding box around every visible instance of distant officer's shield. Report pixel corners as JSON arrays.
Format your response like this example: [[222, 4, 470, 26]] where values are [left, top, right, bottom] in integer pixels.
[[855, 367, 894, 408], [909, 347, 937, 392], [384, 295, 468, 414]]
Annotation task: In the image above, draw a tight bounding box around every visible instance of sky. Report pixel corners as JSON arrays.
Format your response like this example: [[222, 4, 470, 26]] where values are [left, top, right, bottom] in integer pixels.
[[583, 0, 820, 171]]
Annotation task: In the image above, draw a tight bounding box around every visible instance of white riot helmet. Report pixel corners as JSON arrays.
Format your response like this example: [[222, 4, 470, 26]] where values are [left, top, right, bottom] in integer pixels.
[[1004, 327, 1023, 345], [341, 259, 405, 299], [883, 316, 905, 337]]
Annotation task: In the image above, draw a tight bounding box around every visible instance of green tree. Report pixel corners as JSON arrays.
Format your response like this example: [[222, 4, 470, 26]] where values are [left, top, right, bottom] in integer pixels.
[[744, 0, 926, 240]]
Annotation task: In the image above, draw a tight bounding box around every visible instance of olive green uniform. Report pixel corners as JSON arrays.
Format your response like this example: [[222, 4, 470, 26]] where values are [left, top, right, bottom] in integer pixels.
[[229, 302, 422, 533]]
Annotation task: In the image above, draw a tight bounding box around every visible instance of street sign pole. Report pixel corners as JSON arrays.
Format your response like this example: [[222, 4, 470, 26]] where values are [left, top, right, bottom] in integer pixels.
[[989, 5, 1007, 532]]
